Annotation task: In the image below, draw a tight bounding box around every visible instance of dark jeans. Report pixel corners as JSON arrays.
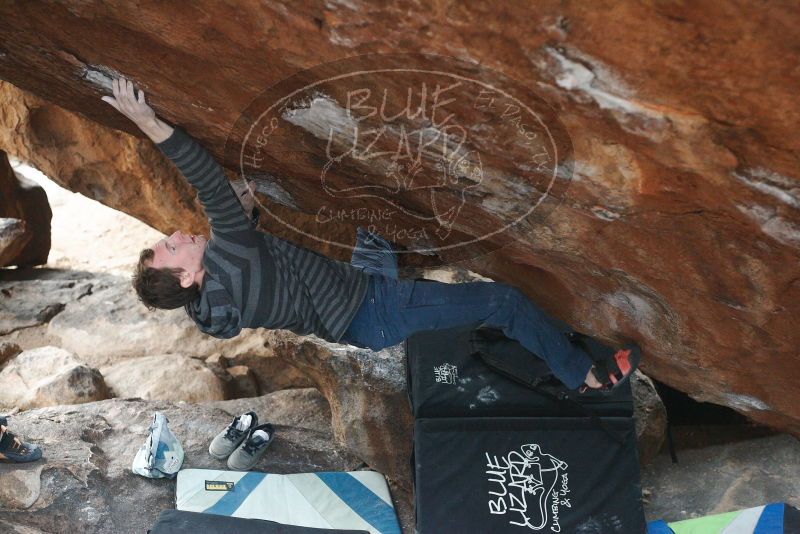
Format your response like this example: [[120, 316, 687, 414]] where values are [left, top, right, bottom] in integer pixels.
[[339, 274, 594, 389]]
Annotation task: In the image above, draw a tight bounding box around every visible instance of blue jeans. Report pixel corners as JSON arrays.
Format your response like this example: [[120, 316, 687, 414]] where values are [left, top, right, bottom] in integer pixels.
[[339, 274, 594, 389]]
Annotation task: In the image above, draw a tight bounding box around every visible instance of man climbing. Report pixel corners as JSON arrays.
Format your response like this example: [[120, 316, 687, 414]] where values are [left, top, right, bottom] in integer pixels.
[[101, 77, 638, 393]]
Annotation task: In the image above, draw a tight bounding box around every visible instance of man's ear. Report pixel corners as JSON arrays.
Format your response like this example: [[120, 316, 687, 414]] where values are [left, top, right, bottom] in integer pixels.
[[178, 270, 195, 288]]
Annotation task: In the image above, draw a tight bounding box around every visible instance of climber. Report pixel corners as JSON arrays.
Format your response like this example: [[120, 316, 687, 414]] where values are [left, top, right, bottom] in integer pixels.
[[101, 76, 639, 393]]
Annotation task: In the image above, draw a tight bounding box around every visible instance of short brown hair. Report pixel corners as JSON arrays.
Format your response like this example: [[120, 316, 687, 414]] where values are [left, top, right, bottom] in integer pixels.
[[132, 248, 199, 310]]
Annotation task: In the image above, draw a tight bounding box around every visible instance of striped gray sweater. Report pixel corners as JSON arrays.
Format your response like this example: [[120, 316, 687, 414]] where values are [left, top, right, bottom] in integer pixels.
[[155, 125, 371, 342]]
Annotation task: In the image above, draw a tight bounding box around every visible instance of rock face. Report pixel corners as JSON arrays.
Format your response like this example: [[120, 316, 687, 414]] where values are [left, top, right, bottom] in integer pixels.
[[100, 354, 226, 402], [0, 268, 93, 336], [0, 2, 797, 433], [0, 81, 207, 236], [632, 371, 668, 465], [641, 431, 800, 521], [0, 151, 51, 267], [0, 346, 108, 410], [0, 218, 29, 267], [0, 341, 21, 366], [44, 270, 269, 368], [0, 392, 414, 533]]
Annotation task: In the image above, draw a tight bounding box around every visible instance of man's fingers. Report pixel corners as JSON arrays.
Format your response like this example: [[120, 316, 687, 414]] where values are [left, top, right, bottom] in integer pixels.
[[122, 78, 136, 112], [100, 96, 120, 112], [114, 78, 126, 109], [107, 77, 151, 120]]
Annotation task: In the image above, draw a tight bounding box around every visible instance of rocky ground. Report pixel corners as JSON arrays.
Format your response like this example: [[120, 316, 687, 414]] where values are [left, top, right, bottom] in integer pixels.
[[641, 426, 800, 522], [0, 168, 797, 532], [0, 390, 414, 533]]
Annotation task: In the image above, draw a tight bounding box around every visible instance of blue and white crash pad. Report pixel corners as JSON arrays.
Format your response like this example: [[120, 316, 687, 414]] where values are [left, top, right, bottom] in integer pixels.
[[176, 469, 401, 534]]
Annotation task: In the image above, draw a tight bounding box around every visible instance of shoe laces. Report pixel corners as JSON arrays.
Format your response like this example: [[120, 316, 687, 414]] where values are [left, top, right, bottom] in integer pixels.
[[224, 413, 254, 441], [224, 423, 243, 441], [242, 435, 267, 455]]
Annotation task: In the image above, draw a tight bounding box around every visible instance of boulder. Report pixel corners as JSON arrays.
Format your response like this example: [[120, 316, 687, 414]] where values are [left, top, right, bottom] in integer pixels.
[[0, 268, 93, 336], [45, 270, 275, 369], [632, 370, 668, 465], [100, 354, 226, 402], [0, 346, 108, 410], [0, 151, 51, 267], [0, 3, 797, 434], [0, 82, 207, 236], [0, 218, 30, 267], [220, 350, 314, 393], [0, 392, 414, 533], [267, 333, 414, 487], [0, 340, 21, 367]]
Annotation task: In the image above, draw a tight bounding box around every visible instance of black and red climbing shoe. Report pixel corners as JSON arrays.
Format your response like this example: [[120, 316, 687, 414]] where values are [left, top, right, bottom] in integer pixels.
[[0, 422, 42, 464], [578, 343, 642, 395]]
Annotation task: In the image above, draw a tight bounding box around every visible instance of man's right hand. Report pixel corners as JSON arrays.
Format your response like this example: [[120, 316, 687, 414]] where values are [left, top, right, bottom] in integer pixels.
[[101, 77, 173, 144]]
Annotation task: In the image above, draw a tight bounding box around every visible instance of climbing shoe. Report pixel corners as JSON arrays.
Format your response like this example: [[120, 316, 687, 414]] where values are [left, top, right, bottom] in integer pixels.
[[208, 411, 258, 460], [227, 423, 275, 471], [579, 343, 642, 395], [0, 425, 42, 463]]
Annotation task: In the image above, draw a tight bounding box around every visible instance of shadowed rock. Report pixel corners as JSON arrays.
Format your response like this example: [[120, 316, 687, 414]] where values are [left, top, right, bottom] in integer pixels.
[[0, 218, 29, 267], [632, 371, 668, 465], [0, 151, 51, 267], [0, 340, 21, 366]]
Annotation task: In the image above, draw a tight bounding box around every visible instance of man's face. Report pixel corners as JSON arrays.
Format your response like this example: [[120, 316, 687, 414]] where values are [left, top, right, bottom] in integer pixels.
[[149, 230, 207, 286]]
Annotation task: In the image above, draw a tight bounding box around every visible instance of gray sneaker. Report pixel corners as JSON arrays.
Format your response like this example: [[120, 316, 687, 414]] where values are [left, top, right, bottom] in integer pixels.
[[208, 411, 257, 460], [226, 423, 275, 471]]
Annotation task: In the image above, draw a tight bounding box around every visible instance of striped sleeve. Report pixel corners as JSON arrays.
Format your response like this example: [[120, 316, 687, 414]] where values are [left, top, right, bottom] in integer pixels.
[[156, 126, 253, 235]]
